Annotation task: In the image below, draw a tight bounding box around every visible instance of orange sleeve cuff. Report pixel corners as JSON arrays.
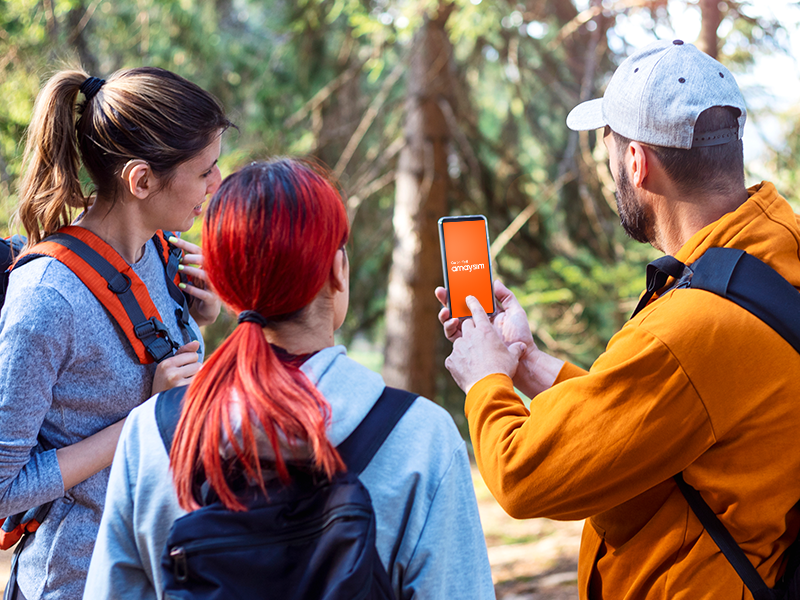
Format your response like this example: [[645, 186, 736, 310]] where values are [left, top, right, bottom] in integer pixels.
[[465, 373, 516, 417], [554, 361, 588, 384]]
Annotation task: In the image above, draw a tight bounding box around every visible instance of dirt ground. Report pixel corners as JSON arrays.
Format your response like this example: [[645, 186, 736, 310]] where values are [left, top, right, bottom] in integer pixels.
[[0, 467, 582, 598], [475, 468, 582, 600]]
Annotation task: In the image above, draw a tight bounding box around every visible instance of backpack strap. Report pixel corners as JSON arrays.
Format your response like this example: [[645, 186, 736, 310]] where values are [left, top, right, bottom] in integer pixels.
[[155, 385, 188, 453], [674, 473, 778, 600], [635, 247, 800, 597], [1, 235, 25, 310], [630, 255, 690, 318], [14, 226, 180, 364], [632, 248, 800, 345], [336, 386, 418, 475], [154, 385, 418, 477], [690, 248, 800, 353], [152, 231, 197, 345]]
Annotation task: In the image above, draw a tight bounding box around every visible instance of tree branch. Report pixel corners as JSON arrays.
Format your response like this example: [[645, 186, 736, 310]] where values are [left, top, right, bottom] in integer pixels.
[[333, 59, 405, 179], [283, 60, 365, 129], [67, 0, 102, 45], [490, 172, 574, 260], [548, 0, 652, 51]]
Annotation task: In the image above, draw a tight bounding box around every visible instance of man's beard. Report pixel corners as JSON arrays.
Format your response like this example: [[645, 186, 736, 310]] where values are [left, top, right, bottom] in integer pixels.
[[615, 166, 654, 245]]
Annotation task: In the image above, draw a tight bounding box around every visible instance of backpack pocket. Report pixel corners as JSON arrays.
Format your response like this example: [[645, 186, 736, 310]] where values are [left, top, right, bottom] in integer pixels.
[[162, 473, 394, 600]]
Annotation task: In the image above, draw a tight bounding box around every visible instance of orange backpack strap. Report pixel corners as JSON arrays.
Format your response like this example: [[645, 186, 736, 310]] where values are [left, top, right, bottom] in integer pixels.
[[16, 226, 178, 364], [0, 501, 52, 550], [153, 231, 198, 344], [153, 230, 181, 287]]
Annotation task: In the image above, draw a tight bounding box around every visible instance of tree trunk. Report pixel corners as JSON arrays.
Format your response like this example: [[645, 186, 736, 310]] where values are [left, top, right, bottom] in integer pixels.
[[382, 3, 454, 399], [697, 0, 721, 58]]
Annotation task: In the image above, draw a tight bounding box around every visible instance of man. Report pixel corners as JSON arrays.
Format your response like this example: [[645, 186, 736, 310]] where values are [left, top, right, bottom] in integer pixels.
[[438, 39, 800, 599]]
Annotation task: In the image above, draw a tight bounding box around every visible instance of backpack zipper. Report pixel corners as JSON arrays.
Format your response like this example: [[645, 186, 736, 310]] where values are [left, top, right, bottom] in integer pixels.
[[168, 504, 372, 583]]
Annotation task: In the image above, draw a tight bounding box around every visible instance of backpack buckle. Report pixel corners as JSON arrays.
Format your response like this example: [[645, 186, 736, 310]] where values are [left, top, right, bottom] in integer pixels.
[[170, 546, 189, 583], [107, 272, 132, 294], [134, 317, 165, 339], [134, 317, 179, 363]]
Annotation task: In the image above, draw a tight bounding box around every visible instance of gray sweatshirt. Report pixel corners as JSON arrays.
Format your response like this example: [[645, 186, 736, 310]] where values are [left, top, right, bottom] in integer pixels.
[[0, 239, 203, 600], [85, 345, 496, 599]]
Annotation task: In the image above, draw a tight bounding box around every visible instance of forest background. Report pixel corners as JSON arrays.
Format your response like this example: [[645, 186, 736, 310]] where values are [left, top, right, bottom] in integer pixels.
[[1, 0, 799, 438]]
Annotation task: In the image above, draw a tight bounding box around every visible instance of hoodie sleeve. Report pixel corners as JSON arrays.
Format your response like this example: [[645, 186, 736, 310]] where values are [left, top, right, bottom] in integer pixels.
[[465, 324, 715, 522], [401, 441, 496, 600], [84, 414, 157, 600]]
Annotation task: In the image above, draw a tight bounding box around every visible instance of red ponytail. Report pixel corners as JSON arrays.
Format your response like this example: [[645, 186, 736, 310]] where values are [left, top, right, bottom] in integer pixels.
[[170, 159, 349, 511]]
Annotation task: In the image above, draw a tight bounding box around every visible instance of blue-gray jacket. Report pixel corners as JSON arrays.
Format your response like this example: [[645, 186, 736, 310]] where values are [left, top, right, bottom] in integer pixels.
[[85, 345, 496, 599]]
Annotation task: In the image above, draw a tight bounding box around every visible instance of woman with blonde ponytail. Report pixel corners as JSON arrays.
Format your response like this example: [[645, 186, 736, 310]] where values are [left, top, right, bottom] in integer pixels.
[[86, 159, 495, 599], [0, 67, 231, 600]]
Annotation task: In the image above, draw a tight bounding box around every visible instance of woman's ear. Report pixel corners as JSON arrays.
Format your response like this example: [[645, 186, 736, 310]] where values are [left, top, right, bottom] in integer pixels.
[[330, 248, 348, 293], [121, 159, 153, 199]]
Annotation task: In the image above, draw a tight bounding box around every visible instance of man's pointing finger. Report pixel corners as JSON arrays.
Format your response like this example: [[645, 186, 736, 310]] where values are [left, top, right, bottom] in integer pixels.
[[466, 295, 491, 327]]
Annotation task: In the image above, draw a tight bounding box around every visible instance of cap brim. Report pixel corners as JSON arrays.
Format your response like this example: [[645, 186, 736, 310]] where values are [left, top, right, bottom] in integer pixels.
[[566, 98, 606, 131]]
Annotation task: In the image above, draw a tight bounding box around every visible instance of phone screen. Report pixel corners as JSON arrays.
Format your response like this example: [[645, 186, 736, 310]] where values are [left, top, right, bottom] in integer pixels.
[[438, 215, 495, 319]]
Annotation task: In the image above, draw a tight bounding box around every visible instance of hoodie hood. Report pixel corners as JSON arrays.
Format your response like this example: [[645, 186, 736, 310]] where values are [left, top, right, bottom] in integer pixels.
[[221, 345, 385, 461], [302, 345, 386, 445]]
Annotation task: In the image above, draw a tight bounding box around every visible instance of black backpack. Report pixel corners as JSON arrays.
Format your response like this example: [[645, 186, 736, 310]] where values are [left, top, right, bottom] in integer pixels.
[[0, 235, 25, 310], [155, 384, 418, 600], [633, 247, 800, 599]]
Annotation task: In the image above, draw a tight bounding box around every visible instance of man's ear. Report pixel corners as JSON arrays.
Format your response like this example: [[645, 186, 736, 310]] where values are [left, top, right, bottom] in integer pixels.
[[121, 159, 153, 199], [628, 142, 650, 188], [329, 248, 347, 293]]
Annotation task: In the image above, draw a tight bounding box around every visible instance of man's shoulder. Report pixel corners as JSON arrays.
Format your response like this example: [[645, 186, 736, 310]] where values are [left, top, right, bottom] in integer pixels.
[[630, 285, 767, 344], [621, 281, 800, 399]]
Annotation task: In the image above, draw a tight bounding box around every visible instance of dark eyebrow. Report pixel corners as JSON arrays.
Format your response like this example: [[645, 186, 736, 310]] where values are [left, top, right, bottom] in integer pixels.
[[204, 159, 219, 172]]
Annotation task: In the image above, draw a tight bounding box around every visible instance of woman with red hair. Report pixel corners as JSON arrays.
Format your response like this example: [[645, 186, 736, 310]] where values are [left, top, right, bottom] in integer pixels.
[[85, 158, 495, 599]]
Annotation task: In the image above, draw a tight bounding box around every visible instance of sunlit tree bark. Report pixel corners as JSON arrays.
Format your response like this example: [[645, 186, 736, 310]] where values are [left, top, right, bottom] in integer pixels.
[[697, 0, 722, 58], [382, 2, 455, 399]]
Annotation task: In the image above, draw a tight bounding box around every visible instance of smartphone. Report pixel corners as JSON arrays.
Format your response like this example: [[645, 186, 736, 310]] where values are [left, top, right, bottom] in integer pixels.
[[438, 215, 496, 319]]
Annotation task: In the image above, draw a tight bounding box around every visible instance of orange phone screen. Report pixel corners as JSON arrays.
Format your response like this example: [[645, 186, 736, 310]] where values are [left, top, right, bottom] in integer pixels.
[[442, 219, 494, 319]]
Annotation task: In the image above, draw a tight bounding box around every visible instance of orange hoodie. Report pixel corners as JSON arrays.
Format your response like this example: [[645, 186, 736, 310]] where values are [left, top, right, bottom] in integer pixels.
[[466, 182, 800, 599]]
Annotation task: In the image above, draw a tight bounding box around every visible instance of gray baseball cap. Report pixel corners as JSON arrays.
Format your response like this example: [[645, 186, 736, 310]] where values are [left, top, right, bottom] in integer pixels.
[[566, 39, 746, 150]]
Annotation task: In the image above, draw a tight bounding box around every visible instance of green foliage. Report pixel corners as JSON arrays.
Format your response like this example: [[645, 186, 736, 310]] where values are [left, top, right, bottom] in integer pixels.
[[719, 0, 788, 67], [0, 0, 793, 426], [511, 241, 658, 369], [769, 106, 800, 209]]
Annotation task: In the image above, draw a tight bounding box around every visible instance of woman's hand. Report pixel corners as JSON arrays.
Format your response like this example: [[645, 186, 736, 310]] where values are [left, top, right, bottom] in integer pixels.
[[168, 236, 222, 326], [151, 341, 201, 396]]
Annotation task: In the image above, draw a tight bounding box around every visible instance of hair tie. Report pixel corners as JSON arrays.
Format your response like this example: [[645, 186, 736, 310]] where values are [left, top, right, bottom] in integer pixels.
[[237, 310, 270, 328], [80, 76, 105, 101]]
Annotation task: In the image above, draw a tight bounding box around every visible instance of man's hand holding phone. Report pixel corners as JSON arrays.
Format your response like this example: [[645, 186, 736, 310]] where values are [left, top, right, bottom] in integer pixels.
[[444, 295, 527, 394], [435, 280, 531, 345], [436, 280, 564, 398], [436, 213, 564, 397]]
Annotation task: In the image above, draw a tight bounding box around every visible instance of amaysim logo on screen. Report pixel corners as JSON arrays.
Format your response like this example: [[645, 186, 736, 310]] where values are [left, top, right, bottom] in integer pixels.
[[450, 262, 486, 272]]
